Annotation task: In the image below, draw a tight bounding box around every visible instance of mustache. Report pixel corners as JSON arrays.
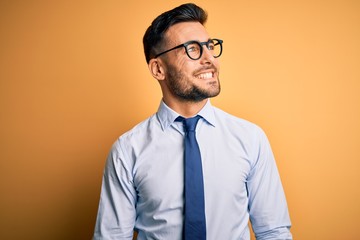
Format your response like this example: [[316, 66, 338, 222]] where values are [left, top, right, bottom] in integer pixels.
[[193, 65, 218, 74]]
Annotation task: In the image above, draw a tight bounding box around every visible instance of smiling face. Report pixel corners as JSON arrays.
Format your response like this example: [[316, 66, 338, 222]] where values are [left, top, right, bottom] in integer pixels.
[[157, 21, 221, 103]]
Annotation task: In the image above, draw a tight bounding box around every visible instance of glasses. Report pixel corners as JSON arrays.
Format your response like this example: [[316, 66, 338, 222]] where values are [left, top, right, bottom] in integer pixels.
[[154, 38, 223, 60]]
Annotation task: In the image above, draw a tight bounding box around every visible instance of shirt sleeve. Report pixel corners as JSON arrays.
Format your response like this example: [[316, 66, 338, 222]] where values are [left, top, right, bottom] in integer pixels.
[[93, 139, 137, 240], [246, 127, 292, 240]]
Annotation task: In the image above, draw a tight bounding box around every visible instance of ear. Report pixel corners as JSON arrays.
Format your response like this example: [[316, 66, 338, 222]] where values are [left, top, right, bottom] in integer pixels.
[[148, 58, 165, 81]]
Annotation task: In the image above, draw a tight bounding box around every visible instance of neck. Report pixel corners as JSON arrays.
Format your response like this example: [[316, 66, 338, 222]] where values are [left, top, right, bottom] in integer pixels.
[[163, 97, 208, 118]]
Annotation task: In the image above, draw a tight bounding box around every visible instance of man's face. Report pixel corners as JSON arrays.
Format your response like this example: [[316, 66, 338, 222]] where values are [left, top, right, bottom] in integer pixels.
[[160, 21, 221, 102]]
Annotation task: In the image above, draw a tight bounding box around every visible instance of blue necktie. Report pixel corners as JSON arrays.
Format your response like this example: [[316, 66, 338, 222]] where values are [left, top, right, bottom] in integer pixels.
[[177, 115, 206, 240]]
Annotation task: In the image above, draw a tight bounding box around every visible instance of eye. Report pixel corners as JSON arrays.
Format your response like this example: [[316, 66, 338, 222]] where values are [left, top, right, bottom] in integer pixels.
[[186, 43, 200, 52], [186, 43, 200, 53], [207, 41, 215, 50]]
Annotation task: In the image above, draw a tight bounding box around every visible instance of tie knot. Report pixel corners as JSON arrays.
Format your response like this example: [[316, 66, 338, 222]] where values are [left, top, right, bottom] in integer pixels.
[[176, 115, 201, 132]]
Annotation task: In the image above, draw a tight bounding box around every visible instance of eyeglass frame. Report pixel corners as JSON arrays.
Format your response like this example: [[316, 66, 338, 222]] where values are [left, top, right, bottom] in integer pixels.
[[153, 38, 223, 60]]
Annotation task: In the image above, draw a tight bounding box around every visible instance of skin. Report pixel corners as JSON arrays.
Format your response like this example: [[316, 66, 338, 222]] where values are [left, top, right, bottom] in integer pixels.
[[148, 21, 221, 118]]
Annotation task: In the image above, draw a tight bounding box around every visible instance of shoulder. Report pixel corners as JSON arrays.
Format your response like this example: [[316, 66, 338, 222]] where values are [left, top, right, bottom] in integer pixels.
[[211, 106, 270, 147], [110, 114, 158, 152], [121, 114, 158, 141], [213, 106, 263, 132], [105, 114, 159, 170]]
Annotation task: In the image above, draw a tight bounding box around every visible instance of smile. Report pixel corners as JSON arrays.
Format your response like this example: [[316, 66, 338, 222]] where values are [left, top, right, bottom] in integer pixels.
[[196, 72, 214, 79]]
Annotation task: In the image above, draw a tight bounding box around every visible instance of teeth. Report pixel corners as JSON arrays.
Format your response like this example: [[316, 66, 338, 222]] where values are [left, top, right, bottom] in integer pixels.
[[197, 72, 213, 79]]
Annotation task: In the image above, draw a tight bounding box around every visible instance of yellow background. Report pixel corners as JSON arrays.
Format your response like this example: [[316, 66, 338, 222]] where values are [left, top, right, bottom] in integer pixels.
[[1, 0, 359, 239]]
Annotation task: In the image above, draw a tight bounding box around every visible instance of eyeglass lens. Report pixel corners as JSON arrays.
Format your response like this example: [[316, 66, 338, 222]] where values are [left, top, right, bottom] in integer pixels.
[[185, 39, 222, 60]]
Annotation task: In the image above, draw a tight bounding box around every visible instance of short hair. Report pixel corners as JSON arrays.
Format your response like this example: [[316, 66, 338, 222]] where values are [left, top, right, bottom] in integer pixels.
[[143, 3, 208, 64]]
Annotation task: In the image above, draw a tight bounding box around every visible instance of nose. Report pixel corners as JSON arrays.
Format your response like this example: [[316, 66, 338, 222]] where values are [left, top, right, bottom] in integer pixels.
[[199, 46, 216, 64]]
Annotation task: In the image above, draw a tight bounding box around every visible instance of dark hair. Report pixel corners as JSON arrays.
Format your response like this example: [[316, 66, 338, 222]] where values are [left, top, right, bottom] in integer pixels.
[[143, 3, 208, 64]]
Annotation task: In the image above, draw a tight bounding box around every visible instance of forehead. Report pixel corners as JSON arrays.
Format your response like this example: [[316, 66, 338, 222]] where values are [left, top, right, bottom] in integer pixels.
[[165, 21, 209, 45]]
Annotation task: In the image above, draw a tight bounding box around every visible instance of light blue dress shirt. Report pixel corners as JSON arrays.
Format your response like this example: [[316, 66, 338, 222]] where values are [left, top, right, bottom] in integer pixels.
[[93, 100, 292, 240]]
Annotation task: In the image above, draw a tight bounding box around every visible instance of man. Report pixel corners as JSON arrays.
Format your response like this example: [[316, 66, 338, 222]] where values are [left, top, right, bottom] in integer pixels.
[[93, 3, 292, 240]]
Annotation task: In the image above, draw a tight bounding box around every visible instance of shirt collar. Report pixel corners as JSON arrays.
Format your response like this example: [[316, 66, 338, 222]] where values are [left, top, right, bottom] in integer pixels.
[[156, 99, 217, 131]]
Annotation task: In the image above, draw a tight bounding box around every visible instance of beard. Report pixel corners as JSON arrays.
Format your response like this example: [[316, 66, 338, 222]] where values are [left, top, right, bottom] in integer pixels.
[[165, 63, 221, 102]]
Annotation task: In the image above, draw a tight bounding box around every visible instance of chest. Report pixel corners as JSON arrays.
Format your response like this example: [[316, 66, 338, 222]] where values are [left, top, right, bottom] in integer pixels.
[[131, 127, 253, 206]]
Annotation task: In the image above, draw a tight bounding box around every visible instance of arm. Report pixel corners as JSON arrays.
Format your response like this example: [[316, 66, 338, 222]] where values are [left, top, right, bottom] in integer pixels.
[[247, 127, 292, 240], [93, 140, 137, 240]]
